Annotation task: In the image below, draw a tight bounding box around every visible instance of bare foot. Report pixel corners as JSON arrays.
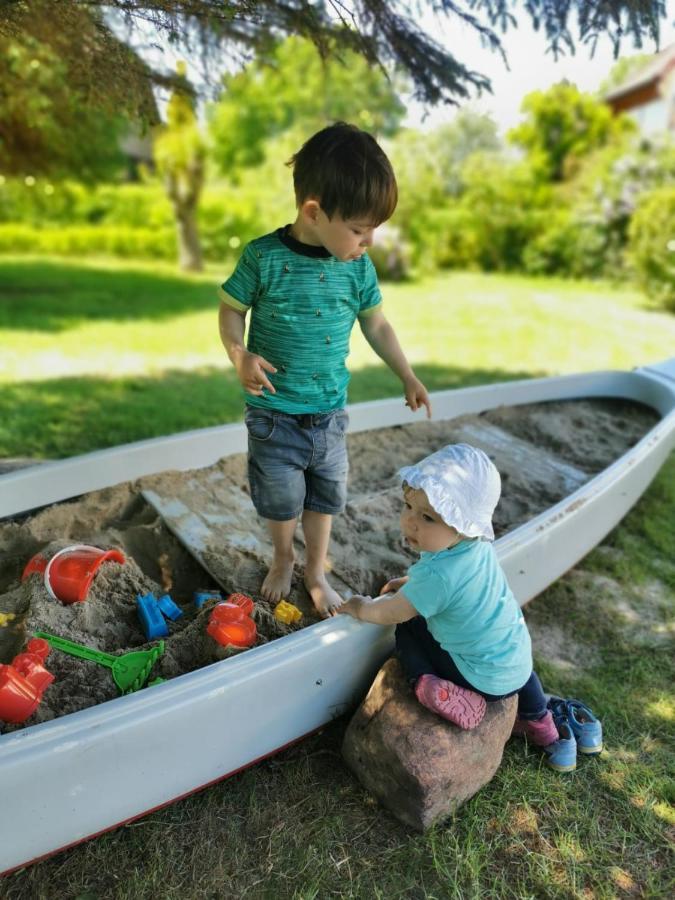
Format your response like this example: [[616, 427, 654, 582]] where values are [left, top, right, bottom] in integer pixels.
[[304, 571, 343, 619], [261, 556, 294, 603]]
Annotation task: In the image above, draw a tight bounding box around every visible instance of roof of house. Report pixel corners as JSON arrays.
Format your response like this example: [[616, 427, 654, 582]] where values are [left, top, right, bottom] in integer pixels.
[[604, 44, 675, 101]]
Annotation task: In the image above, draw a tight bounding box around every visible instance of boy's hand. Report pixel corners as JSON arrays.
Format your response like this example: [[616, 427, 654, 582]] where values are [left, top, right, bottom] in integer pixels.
[[403, 375, 432, 418], [358, 312, 431, 417], [379, 576, 409, 595], [234, 349, 277, 396]]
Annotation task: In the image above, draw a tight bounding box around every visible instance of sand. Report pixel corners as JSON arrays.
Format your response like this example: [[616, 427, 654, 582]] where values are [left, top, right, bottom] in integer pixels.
[[0, 397, 658, 732]]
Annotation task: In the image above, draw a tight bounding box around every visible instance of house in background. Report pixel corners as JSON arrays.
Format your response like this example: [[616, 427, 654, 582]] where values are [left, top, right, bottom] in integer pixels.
[[119, 128, 155, 180], [604, 44, 675, 134]]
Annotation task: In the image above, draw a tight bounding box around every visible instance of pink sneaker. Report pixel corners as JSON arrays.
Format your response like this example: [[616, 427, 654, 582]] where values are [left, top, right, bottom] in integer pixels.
[[414, 674, 487, 730], [511, 710, 559, 747]]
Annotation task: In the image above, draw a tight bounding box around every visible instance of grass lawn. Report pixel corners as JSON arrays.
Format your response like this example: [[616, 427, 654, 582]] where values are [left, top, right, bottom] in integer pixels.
[[1, 256, 674, 898], [1, 255, 675, 457]]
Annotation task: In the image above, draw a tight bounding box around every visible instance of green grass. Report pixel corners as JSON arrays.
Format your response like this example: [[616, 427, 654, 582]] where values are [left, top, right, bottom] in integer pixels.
[[1, 255, 674, 898], [1, 255, 675, 457]]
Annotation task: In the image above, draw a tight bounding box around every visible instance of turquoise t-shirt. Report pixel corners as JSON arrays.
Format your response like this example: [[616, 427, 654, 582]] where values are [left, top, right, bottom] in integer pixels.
[[400, 540, 532, 695], [219, 226, 382, 414]]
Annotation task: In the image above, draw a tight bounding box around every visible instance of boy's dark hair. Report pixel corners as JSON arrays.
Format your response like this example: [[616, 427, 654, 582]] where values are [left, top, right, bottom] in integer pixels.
[[288, 122, 397, 225]]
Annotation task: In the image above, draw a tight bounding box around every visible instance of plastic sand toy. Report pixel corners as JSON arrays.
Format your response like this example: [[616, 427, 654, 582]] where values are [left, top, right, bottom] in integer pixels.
[[136, 593, 184, 640], [226, 592, 255, 616], [206, 602, 257, 649], [136, 593, 169, 640], [33, 631, 164, 694], [0, 667, 43, 724], [0, 638, 55, 724], [193, 590, 223, 609], [22, 545, 126, 604], [156, 594, 183, 621], [274, 600, 302, 625]]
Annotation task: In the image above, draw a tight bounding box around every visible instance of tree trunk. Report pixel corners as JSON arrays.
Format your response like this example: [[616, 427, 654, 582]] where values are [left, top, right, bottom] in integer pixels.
[[165, 161, 204, 272], [175, 204, 203, 272]]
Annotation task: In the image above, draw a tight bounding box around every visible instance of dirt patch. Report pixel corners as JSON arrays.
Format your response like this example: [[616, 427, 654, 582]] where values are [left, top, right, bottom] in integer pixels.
[[568, 569, 674, 648], [0, 397, 659, 731], [523, 614, 600, 672]]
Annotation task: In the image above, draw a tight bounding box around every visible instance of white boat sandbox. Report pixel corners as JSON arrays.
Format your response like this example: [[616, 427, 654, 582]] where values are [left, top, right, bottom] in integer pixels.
[[1, 359, 674, 875]]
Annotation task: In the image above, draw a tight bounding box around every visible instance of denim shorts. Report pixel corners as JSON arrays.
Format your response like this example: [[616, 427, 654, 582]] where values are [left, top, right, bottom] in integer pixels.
[[244, 406, 349, 521]]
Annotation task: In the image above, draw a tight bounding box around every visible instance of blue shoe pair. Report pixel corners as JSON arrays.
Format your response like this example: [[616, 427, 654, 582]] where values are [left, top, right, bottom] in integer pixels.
[[549, 696, 603, 756], [543, 697, 603, 772]]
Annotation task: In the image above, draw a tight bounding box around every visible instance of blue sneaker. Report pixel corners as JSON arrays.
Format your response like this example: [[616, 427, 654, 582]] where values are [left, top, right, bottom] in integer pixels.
[[544, 700, 577, 773], [565, 699, 603, 755]]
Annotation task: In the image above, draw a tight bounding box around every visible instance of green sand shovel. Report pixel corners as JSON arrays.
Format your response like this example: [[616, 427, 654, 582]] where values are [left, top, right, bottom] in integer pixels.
[[34, 631, 164, 694]]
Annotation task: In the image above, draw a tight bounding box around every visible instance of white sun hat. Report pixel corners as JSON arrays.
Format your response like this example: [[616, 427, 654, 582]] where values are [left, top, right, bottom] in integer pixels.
[[398, 443, 501, 541]]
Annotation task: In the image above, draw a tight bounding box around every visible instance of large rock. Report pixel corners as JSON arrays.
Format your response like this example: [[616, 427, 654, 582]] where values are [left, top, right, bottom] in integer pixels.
[[342, 657, 517, 831]]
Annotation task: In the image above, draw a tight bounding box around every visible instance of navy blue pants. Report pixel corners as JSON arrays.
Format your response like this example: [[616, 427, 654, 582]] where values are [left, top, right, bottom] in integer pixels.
[[395, 616, 548, 720]]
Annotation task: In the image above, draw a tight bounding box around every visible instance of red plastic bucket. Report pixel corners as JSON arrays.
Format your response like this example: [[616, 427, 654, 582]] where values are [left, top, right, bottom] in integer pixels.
[[42, 544, 126, 604], [21, 553, 48, 580]]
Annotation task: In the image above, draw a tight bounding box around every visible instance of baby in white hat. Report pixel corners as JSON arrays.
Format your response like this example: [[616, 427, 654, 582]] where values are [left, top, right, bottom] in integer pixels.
[[339, 444, 563, 757]]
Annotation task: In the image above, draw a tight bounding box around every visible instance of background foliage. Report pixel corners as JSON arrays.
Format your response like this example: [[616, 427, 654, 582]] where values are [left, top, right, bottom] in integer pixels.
[[1, 34, 674, 305]]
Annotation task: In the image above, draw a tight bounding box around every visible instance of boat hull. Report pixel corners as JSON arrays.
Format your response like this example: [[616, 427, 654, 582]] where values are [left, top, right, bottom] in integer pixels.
[[1, 361, 674, 874]]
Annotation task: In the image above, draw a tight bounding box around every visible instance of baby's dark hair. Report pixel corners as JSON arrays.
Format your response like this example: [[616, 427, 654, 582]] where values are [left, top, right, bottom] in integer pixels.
[[287, 122, 397, 225]]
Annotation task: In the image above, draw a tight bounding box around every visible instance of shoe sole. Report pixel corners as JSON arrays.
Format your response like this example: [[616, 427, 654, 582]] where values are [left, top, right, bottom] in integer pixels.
[[578, 744, 603, 755], [546, 759, 577, 773], [416, 679, 486, 729]]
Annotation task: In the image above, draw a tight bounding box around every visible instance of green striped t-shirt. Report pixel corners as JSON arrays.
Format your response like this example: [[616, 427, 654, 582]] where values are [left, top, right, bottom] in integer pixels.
[[219, 226, 382, 414]]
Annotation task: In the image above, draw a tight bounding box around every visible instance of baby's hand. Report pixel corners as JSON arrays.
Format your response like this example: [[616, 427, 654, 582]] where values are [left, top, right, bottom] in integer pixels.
[[337, 594, 371, 620], [379, 576, 409, 595], [235, 350, 277, 396]]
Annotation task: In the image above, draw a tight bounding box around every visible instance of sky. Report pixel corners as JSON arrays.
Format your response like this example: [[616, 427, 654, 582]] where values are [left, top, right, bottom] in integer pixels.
[[403, 3, 675, 135]]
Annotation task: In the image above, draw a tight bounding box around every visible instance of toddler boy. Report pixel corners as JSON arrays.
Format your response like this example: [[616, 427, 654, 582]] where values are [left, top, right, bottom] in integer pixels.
[[219, 122, 430, 617]]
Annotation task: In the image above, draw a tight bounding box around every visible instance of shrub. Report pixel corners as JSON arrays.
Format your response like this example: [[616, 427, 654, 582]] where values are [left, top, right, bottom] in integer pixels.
[[628, 185, 675, 309], [522, 210, 577, 275], [447, 153, 553, 272], [0, 224, 176, 259], [522, 209, 614, 278], [0, 179, 174, 228], [424, 207, 482, 270], [198, 190, 267, 263], [0, 178, 271, 263], [79, 184, 173, 228], [563, 135, 675, 278]]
